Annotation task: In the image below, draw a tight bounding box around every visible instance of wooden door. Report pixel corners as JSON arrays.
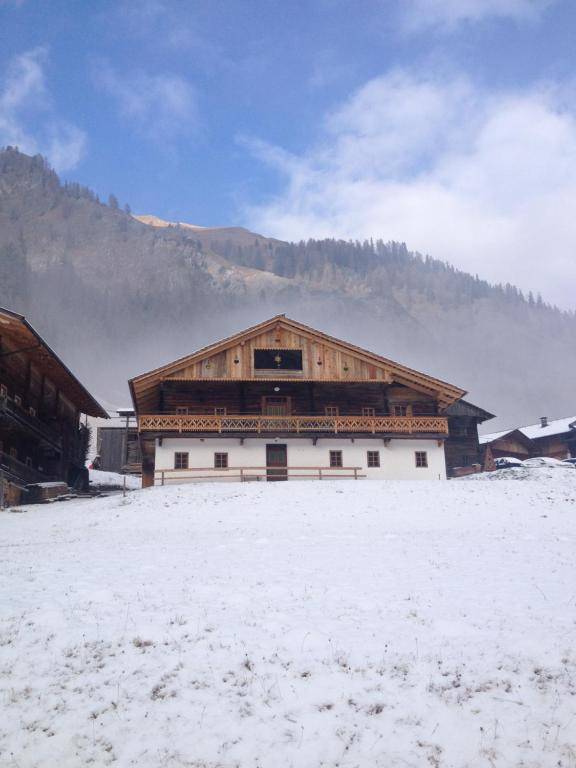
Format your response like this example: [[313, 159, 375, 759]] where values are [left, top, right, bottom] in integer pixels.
[[262, 397, 290, 416], [266, 443, 288, 481]]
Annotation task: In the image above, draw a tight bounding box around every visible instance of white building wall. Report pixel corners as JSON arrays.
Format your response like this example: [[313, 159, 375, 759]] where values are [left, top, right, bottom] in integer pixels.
[[154, 437, 446, 484]]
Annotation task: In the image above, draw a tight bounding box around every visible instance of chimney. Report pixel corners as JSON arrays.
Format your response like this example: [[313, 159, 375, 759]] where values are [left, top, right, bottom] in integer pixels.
[[540, 416, 548, 428]]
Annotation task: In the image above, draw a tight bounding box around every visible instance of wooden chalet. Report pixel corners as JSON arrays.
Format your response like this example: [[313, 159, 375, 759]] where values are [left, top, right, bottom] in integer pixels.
[[0, 306, 108, 504], [130, 315, 472, 485]]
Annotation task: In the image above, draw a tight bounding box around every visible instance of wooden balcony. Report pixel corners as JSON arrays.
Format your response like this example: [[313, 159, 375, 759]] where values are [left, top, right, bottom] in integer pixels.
[[138, 414, 449, 435]]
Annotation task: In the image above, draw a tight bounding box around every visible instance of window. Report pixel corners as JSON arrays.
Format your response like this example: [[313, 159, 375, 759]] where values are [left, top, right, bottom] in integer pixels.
[[176, 407, 188, 415], [214, 452, 228, 469], [25, 457, 33, 467], [367, 450, 380, 468], [9, 447, 17, 459], [393, 405, 408, 417], [174, 452, 189, 470], [29, 407, 36, 417], [254, 349, 303, 371], [415, 451, 428, 468], [325, 406, 339, 417], [214, 407, 227, 416], [329, 450, 343, 468], [362, 407, 375, 417], [14, 395, 22, 407], [0, 384, 7, 398]]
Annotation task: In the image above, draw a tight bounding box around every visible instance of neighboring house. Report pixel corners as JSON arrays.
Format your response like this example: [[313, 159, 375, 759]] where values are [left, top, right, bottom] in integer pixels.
[[0, 306, 108, 504], [480, 416, 576, 460], [129, 314, 471, 486], [443, 399, 495, 476], [96, 408, 141, 474]]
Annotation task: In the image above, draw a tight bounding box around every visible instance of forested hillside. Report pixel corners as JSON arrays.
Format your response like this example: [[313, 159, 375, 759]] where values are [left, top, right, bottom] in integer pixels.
[[0, 146, 574, 427]]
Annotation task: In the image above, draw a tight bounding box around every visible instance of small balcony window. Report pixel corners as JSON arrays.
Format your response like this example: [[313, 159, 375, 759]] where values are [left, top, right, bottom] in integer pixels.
[[214, 407, 227, 416], [325, 406, 339, 417], [393, 405, 408, 417], [176, 407, 188, 415], [362, 407, 375, 417]]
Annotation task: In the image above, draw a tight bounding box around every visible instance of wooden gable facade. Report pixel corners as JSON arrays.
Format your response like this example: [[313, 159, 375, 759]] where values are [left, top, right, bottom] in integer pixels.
[[130, 315, 467, 486]]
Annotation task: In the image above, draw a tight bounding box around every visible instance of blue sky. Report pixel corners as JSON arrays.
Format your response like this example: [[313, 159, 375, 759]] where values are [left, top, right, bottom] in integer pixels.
[[1, 0, 576, 308]]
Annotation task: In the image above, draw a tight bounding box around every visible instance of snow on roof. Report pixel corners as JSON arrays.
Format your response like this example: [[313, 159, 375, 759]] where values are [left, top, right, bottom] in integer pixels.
[[520, 416, 576, 440], [479, 429, 514, 444]]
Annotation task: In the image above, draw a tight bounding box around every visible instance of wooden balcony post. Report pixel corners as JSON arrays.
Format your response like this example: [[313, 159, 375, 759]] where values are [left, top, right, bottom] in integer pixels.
[[354, 467, 358, 480], [319, 468, 322, 480], [161, 471, 165, 486]]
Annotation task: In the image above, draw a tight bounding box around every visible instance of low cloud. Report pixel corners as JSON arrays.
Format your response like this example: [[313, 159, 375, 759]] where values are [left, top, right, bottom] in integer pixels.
[[95, 64, 198, 141], [245, 70, 576, 310], [402, 0, 554, 31], [0, 48, 86, 171]]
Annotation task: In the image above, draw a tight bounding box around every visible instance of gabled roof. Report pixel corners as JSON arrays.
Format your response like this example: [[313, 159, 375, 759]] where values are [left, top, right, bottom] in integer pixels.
[[444, 399, 495, 422], [520, 416, 576, 440], [481, 416, 576, 445], [0, 306, 108, 418], [479, 428, 533, 448], [129, 314, 466, 413]]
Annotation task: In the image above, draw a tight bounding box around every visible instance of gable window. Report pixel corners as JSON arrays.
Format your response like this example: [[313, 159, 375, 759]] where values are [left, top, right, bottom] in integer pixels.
[[367, 450, 380, 468], [325, 406, 339, 417], [393, 404, 408, 417], [362, 407, 375, 417], [254, 349, 303, 371], [174, 452, 189, 470], [214, 452, 228, 469], [415, 451, 428, 468], [329, 450, 343, 468]]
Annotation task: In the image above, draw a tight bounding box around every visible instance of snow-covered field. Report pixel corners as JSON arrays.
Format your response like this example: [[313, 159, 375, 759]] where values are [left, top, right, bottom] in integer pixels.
[[1, 472, 575, 767]]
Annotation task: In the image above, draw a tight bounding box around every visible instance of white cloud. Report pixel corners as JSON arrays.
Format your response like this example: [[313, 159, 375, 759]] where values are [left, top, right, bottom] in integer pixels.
[[96, 64, 197, 141], [403, 0, 553, 31], [0, 48, 86, 171], [245, 70, 576, 310]]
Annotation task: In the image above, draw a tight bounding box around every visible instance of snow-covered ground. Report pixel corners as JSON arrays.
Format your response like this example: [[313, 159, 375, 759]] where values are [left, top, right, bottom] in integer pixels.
[[1, 473, 575, 767]]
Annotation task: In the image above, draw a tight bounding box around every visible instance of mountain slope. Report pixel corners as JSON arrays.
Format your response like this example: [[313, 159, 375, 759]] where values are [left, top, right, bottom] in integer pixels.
[[0, 146, 574, 426]]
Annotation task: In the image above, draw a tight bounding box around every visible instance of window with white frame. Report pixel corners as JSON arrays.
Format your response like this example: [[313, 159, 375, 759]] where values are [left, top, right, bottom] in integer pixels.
[[174, 452, 189, 470], [329, 450, 343, 468], [214, 452, 228, 469], [367, 450, 380, 468], [415, 451, 428, 468]]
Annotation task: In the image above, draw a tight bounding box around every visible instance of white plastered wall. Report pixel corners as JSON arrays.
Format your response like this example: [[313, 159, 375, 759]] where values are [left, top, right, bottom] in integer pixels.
[[154, 437, 446, 483]]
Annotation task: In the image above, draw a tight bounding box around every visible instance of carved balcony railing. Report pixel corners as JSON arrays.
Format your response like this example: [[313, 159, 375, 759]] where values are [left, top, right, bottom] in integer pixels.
[[138, 414, 449, 435]]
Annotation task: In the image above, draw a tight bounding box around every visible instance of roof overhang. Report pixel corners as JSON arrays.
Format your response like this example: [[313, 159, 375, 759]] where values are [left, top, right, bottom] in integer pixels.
[[0, 306, 108, 418], [129, 315, 466, 414]]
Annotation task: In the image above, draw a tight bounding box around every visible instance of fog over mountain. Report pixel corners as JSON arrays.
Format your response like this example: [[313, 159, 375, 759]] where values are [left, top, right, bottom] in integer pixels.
[[0, 147, 574, 429]]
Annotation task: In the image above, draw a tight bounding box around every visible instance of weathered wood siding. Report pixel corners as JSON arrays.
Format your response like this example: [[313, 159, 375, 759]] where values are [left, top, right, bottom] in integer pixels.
[[166, 327, 393, 383]]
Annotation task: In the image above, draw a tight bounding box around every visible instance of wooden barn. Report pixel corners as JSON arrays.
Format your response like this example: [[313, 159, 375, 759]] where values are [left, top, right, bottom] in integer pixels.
[[129, 315, 485, 486], [443, 399, 495, 476], [0, 306, 107, 504], [481, 416, 576, 461]]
